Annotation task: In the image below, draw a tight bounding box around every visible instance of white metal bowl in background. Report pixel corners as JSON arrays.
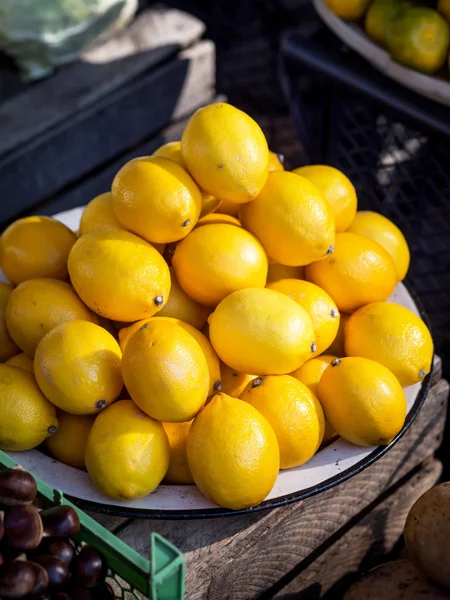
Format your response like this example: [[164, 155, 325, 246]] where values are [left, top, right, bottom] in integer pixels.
[[313, 0, 450, 107], [1, 207, 426, 516]]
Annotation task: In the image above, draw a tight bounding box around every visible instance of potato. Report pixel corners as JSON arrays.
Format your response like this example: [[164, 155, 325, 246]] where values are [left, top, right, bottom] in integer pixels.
[[344, 559, 450, 600], [404, 482, 450, 589]]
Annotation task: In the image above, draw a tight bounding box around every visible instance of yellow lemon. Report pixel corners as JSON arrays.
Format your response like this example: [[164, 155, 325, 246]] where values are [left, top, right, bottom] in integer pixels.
[[306, 232, 397, 313], [162, 421, 194, 484], [344, 302, 433, 387], [152, 141, 221, 217], [172, 223, 268, 307], [266, 261, 305, 284], [347, 211, 410, 281], [326, 312, 351, 357], [268, 151, 285, 172], [5, 353, 34, 373], [241, 375, 324, 469], [6, 278, 99, 356], [240, 172, 335, 266], [195, 213, 241, 228], [181, 103, 269, 204], [267, 279, 340, 356], [365, 0, 406, 46], [291, 355, 337, 398], [122, 319, 209, 422], [0, 216, 77, 285], [119, 316, 221, 396], [45, 410, 96, 470], [112, 156, 202, 244], [291, 355, 339, 446], [85, 400, 170, 500], [34, 320, 123, 415], [79, 192, 126, 236], [68, 229, 171, 322], [325, 0, 371, 20], [219, 199, 240, 217], [0, 365, 58, 451], [318, 357, 406, 446], [187, 393, 279, 509], [220, 362, 257, 398], [154, 268, 210, 330], [153, 141, 185, 166], [209, 288, 315, 375], [293, 165, 357, 232], [0, 282, 19, 361]]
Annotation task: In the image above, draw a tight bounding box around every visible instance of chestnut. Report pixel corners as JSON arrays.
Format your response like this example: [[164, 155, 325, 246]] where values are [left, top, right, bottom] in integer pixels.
[[0, 560, 46, 598], [41, 506, 80, 538], [34, 538, 75, 567], [4, 505, 43, 551], [0, 469, 37, 507], [69, 583, 114, 600], [27, 561, 49, 596], [32, 555, 69, 588], [72, 545, 108, 588]]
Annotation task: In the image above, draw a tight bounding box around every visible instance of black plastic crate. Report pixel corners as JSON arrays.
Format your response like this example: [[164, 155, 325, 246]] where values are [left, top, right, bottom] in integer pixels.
[[280, 24, 450, 353]]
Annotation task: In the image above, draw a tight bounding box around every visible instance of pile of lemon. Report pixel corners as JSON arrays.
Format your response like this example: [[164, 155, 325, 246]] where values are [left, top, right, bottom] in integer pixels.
[[0, 103, 433, 511]]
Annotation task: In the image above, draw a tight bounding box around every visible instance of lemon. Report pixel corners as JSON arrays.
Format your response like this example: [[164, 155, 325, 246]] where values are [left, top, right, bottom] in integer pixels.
[[119, 316, 221, 396], [112, 156, 202, 244], [45, 410, 95, 470], [318, 357, 406, 446], [187, 393, 279, 509], [6, 278, 99, 356], [241, 375, 324, 469], [172, 223, 268, 307], [181, 103, 269, 204], [365, 0, 406, 46], [79, 192, 127, 236], [154, 268, 210, 330], [306, 232, 397, 313], [293, 165, 357, 232], [209, 288, 315, 375], [85, 400, 170, 500], [387, 7, 450, 74], [219, 199, 240, 218], [291, 355, 339, 446], [195, 213, 241, 228], [220, 362, 257, 398], [266, 261, 305, 284], [267, 279, 340, 356], [291, 354, 337, 398], [162, 421, 194, 484], [240, 172, 335, 266], [34, 320, 123, 415], [68, 229, 171, 322], [326, 313, 351, 357], [325, 0, 371, 20], [0, 282, 19, 361], [0, 216, 77, 285], [268, 151, 284, 172], [152, 141, 221, 217], [121, 319, 209, 422], [5, 353, 34, 373], [153, 141, 185, 166], [347, 211, 410, 281], [344, 302, 433, 387], [0, 365, 58, 451]]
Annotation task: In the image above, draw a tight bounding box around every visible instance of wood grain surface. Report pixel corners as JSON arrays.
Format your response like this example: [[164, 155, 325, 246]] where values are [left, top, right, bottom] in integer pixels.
[[100, 359, 447, 599]]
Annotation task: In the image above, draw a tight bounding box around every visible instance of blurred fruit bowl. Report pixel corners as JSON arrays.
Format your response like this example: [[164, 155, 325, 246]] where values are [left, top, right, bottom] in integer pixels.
[[313, 0, 450, 106], [0, 207, 431, 518]]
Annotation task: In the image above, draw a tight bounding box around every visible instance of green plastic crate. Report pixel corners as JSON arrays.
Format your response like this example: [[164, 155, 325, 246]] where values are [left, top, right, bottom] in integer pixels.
[[0, 450, 185, 600]]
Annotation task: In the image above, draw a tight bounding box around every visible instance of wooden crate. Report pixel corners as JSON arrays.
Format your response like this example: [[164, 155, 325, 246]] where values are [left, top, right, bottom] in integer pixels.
[[94, 357, 447, 600], [0, 8, 215, 228]]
